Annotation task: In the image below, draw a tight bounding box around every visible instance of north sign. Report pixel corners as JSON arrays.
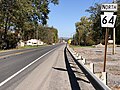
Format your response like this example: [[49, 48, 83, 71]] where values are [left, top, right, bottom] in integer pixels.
[[101, 4, 117, 12]]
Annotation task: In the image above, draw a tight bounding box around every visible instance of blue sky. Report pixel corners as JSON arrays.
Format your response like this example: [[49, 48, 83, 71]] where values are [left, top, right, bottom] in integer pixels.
[[48, 0, 112, 38]]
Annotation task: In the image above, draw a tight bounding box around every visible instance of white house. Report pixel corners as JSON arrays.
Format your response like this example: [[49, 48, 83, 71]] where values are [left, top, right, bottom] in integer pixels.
[[17, 40, 25, 47], [26, 39, 44, 46]]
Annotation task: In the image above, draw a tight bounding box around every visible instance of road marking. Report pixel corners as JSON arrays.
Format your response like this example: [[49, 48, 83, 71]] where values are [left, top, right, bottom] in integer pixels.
[[0, 48, 56, 87]]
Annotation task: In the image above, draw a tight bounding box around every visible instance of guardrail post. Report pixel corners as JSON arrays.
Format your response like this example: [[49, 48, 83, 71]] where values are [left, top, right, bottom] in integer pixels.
[[102, 72, 107, 85], [90, 63, 94, 73], [76, 53, 79, 57], [82, 58, 86, 65], [76, 55, 82, 60]]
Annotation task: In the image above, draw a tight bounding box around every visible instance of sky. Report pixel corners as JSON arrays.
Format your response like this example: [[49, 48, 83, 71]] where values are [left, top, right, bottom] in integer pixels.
[[48, 0, 113, 38]]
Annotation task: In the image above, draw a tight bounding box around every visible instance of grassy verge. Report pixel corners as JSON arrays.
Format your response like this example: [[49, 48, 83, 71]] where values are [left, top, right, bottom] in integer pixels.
[[70, 45, 94, 48], [0, 45, 48, 53], [17, 45, 47, 49]]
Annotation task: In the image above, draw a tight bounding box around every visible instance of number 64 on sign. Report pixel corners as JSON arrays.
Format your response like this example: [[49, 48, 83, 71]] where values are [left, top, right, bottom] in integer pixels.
[[101, 12, 117, 28]]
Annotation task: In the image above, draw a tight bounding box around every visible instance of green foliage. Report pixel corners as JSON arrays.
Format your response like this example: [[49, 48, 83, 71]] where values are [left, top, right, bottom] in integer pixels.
[[86, 3, 104, 44], [38, 25, 58, 44], [73, 1, 120, 46], [0, 0, 59, 49], [73, 16, 93, 46]]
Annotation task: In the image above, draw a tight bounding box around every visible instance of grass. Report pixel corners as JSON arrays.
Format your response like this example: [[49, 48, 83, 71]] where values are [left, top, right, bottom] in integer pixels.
[[0, 49, 16, 53], [70, 45, 94, 48], [0, 45, 48, 53], [17, 45, 48, 49]]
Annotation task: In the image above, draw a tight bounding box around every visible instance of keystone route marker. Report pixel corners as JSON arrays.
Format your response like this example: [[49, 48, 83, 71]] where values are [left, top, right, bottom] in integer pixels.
[[101, 12, 117, 28]]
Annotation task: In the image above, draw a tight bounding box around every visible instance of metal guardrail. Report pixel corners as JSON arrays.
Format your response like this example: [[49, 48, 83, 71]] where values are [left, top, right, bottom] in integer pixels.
[[66, 46, 111, 90]]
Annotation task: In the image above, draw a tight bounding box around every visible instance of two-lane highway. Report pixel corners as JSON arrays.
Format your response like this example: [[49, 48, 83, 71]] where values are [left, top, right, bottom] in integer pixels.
[[0, 43, 64, 90]]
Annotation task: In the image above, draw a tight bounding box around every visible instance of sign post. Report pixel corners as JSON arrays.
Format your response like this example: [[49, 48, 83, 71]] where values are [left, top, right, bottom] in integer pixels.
[[113, 28, 115, 55], [101, 3, 117, 72], [113, 0, 116, 55], [103, 28, 109, 72]]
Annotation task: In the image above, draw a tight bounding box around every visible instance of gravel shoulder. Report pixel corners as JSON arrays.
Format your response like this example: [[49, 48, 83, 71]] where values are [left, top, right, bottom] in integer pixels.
[[72, 46, 120, 90]]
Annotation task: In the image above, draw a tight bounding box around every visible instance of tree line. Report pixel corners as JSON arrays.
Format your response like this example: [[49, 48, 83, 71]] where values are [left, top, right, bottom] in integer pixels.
[[72, 0, 120, 46], [0, 0, 59, 49]]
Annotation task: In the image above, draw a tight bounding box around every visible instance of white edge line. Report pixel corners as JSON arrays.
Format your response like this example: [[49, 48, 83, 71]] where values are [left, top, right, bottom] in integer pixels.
[[0, 48, 56, 87]]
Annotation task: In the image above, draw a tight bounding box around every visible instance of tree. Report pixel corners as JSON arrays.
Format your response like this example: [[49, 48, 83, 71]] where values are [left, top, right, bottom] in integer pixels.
[[0, 0, 59, 49], [32, 0, 58, 25], [0, 0, 34, 48], [86, 3, 104, 44], [37, 25, 58, 44], [73, 16, 94, 46]]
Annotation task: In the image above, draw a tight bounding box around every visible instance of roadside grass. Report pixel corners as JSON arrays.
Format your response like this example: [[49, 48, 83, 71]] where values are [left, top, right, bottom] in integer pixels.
[[70, 45, 94, 48], [0, 45, 48, 53], [0, 50, 3, 52], [17, 45, 47, 49], [0, 49, 16, 53]]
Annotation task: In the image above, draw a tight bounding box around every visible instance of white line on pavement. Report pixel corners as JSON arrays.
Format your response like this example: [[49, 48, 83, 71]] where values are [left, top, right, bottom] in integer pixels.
[[0, 48, 56, 87]]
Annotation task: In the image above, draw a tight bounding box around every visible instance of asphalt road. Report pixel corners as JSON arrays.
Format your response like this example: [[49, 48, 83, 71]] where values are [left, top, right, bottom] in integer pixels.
[[0, 43, 64, 90]]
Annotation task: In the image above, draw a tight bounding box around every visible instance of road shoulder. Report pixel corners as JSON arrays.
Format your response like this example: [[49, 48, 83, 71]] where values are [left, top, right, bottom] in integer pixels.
[[15, 45, 71, 90]]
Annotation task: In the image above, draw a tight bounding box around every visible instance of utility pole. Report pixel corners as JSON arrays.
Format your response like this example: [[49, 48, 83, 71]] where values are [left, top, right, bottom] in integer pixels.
[[113, 0, 116, 55]]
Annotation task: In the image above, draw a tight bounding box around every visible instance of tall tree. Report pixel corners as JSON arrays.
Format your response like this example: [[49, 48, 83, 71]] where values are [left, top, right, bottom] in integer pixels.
[[37, 25, 58, 44], [86, 3, 104, 44], [74, 16, 94, 46]]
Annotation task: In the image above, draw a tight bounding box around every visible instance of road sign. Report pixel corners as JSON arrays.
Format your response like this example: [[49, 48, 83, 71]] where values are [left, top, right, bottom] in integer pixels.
[[68, 39, 72, 44], [101, 12, 117, 28], [101, 4, 117, 12], [101, 3, 118, 72]]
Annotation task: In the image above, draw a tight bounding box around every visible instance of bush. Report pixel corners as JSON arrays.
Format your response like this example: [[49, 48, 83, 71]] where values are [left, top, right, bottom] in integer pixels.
[[86, 39, 95, 46]]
